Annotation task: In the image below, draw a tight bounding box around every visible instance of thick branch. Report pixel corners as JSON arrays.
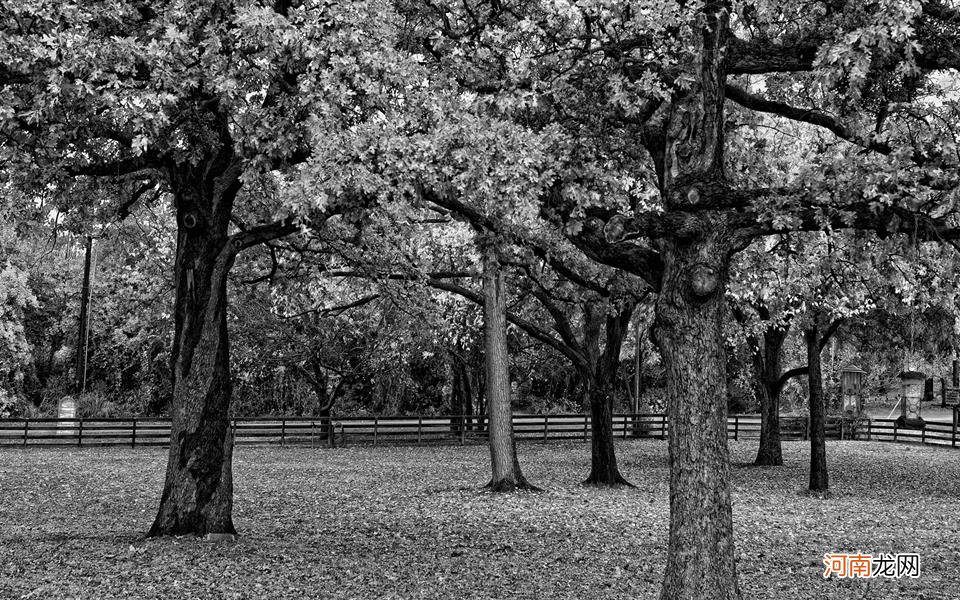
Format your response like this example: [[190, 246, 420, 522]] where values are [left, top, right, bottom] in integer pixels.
[[725, 85, 934, 166]]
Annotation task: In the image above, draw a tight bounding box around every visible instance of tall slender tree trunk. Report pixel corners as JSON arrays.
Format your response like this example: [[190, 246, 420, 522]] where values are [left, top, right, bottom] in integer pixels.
[[805, 317, 829, 492], [753, 327, 786, 466], [480, 238, 535, 492], [148, 142, 244, 537]]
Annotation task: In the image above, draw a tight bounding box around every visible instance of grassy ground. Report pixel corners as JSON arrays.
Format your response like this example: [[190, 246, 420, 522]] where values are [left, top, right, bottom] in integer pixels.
[[0, 440, 957, 600]]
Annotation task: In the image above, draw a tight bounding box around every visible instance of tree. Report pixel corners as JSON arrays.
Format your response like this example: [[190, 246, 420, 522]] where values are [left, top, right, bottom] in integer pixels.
[[2, 0, 416, 536]]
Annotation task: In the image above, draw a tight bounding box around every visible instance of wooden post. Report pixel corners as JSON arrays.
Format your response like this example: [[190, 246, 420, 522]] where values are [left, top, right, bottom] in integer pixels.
[[543, 415, 549, 441], [583, 415, 588, 441], [77, 419, 83, 447], [131, 419, 137, 448], [373, 417, 378, 445], [281, 419, 286, 446], [733, 415, 739, 441], [893, 421, 898, 442], [921, 426, 926, 445], [953, 409, 957, 448], [311, 421, 316, 448], [460, 417, 466, 445], [23, 419, 28, 446], [417, 416, 423, 444]]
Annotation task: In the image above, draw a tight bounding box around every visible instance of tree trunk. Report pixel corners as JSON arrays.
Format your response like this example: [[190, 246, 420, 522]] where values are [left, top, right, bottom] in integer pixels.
[[805, 318, 829, 493], [655, 235, 740, 600], [584, 303, 633, 486], [481, 239, 535, 492], [655, 4, 741, 598], [753, 327, 786, 466], [148, 146, 243, 537]]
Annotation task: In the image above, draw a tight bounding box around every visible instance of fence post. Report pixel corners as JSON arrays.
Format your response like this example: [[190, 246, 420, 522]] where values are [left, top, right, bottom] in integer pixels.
[[77, 419, 83, 447], [311, 421, 316, 448], [543, 415, 549, 441], [131, 419, 137, 448], [921, 426, 926, 445], [340, 422, 345, 447], [22, 419, 29, 446], [583, 415, 588, 441], [661, 415, 666, 439], [460, 417, 466, 445], [622, 415, 628, 439], [374, 417, 378, 445], [953, 409, 958, 448], [893, 421, 898, 443], [418, 416, 423, 444], [281, 419, 286, 446], [734, 415, 739, 441]]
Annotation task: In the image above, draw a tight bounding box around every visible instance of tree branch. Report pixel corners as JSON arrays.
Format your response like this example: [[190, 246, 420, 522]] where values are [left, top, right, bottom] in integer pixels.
[[426, 279, 588, 368]]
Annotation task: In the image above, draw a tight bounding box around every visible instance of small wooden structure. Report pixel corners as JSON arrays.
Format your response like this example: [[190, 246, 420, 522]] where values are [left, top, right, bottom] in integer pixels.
[[839, 363, 866, 414], [896, 370, 926, 429]]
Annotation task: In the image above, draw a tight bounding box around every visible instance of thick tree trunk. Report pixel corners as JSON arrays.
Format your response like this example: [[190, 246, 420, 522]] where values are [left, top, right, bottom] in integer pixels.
[[753, 327, 786, 466], [655, 235, 740, 600], [655, 4, 741, 598], [481, 239, 535, 492], [805, 318, 829, 492], [148, 147, 243, 537]]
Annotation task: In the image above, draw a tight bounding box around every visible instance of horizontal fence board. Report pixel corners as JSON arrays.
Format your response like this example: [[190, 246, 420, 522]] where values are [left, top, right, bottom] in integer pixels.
[[0, 414, 956, 450]]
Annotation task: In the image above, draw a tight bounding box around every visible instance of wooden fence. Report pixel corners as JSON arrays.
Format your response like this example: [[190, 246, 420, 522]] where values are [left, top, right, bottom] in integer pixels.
[[1, 413, 957, 450]]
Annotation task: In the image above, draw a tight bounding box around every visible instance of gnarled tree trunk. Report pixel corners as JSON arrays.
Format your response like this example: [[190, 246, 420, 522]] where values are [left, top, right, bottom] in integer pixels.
[[655, 5, 741, 598], [481, 238, 535, 492], [148, 146, 243, 537]]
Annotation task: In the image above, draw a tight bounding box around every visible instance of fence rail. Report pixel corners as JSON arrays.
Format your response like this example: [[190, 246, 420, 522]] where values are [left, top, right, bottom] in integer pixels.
[[1, 414, 957, 450]]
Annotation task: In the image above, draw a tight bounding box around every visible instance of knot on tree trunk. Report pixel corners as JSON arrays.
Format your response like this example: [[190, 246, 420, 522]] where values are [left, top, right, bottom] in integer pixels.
[[687, 262, 719, 299]]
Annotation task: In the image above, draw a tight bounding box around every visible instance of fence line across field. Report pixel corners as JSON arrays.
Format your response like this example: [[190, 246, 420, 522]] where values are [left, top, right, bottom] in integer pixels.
[[1, 413, 959, 450]]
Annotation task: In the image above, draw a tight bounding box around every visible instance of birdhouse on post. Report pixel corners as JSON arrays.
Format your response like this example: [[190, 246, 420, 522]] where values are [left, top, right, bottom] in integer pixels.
[[896, 370, 926, 429], [839, 363, 866, 415]]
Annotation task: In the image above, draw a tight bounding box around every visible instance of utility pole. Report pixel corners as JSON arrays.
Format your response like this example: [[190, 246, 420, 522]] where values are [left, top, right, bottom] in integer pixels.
[[73, 236, 94, 394]]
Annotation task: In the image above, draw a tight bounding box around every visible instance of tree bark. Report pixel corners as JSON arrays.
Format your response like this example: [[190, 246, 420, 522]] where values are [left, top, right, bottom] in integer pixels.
[[655, 232, 740, 600], [805, 317, 829, 493], [148, 143, 243, 537], [583, 303, 633, 486], [752, 327, 787, 466], [655, 4, 741, 599], [480, 238, 536, 492]]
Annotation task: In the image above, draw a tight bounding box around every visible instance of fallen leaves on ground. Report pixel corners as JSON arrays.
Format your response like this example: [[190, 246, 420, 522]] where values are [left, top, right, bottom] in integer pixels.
[[0, 440, 957, 599]]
